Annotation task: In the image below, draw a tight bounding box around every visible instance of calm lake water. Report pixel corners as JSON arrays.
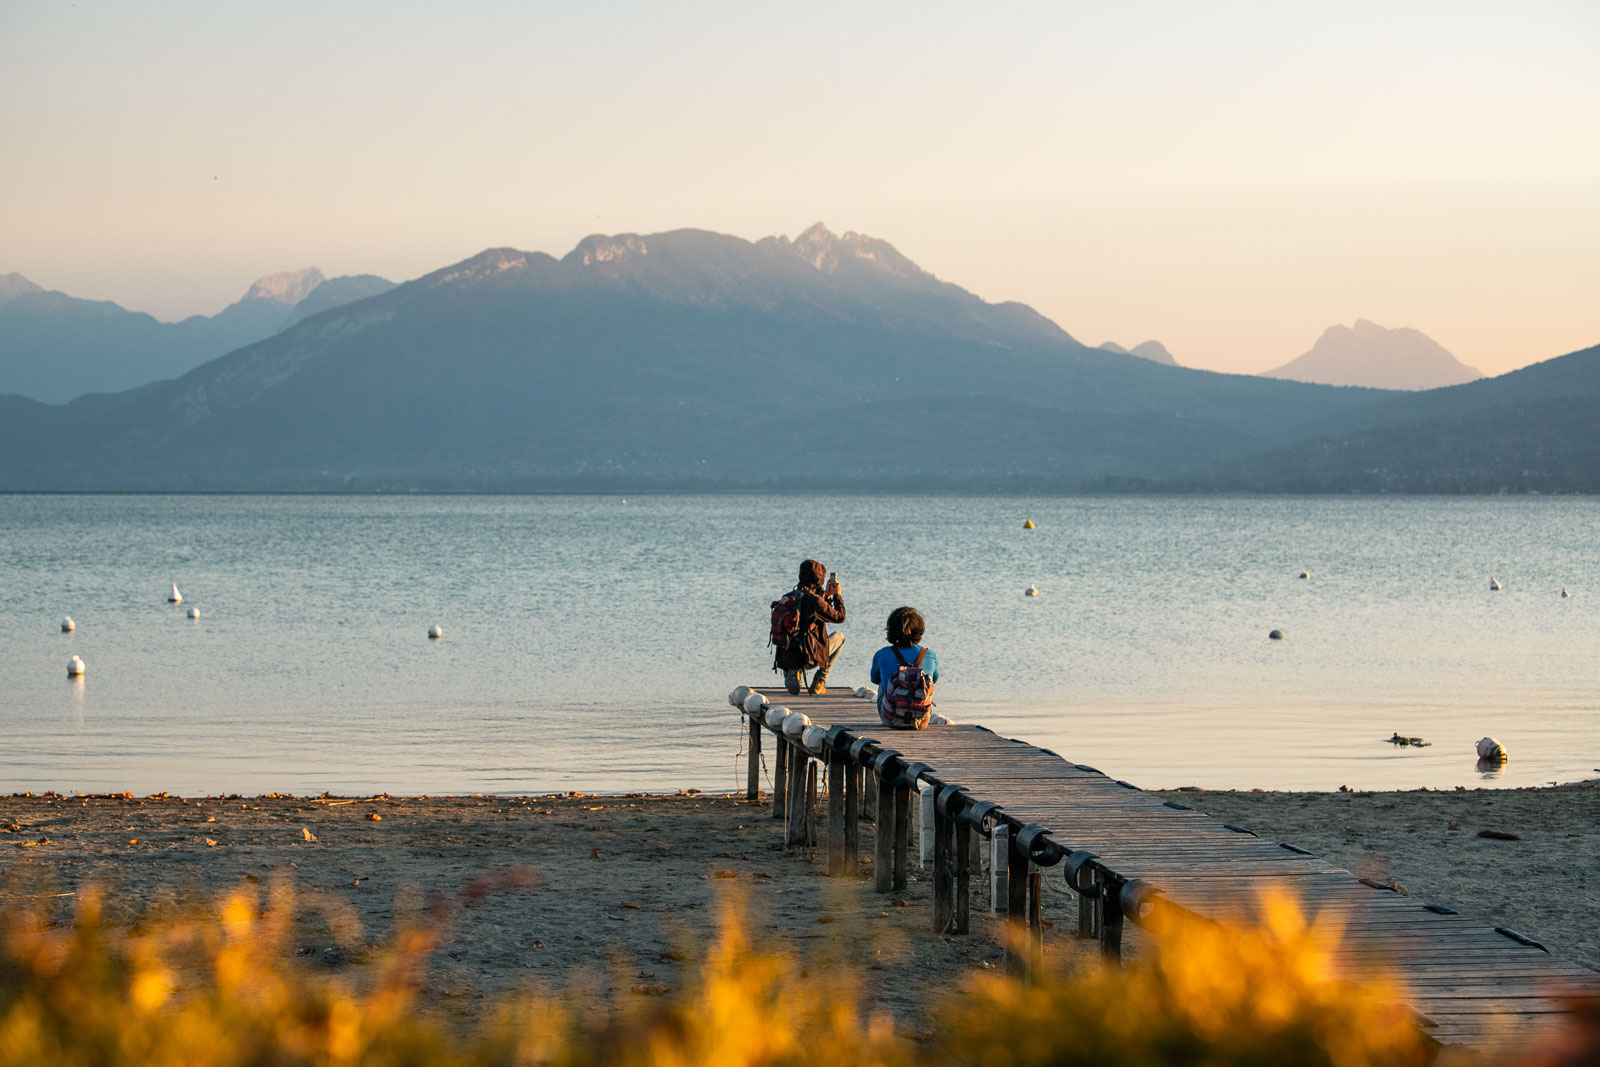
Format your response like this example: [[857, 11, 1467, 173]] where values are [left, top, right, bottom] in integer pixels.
[[2, 494, 1596, 796]]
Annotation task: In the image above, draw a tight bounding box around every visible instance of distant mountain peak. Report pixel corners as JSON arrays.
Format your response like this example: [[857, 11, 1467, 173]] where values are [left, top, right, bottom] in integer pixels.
[[783, 221, 922, 279], [1264, 319, 1481, 391], [0, 272, 45, 303], [243, 267, 325, 306], [1098, 339, 1179, 366], [569, 234, 649, 267]]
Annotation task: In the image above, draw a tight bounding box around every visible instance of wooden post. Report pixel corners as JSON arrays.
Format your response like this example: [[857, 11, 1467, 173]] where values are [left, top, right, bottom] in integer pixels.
[[843, 760, 860, 873], [746, 712, 762, 802], [805, 760, 819, 848], [991, 824, 1010, 915], [1078, 868, 1098, 938], [873, 771, 895, 893], [772, 737, 787, 821], [785, 745, 806, 846], [954, 817, 971, 935], [932, 805, 954, 933], [1005, 838, 1029, 977], [1100, 879, 1124, 962], [864, 768, 877, 821], [825, 752, 846, 873], [1027, 864, 1045, 975], [891, 780, 911, 892], [918, 784, 935, 868]]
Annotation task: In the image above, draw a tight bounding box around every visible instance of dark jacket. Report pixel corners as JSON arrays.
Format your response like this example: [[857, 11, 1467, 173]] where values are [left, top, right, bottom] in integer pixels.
[[796, 586, 846, 668]]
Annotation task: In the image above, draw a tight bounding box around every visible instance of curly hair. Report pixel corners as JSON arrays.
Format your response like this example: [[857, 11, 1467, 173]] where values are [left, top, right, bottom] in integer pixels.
[[885, 606, 925, 648]]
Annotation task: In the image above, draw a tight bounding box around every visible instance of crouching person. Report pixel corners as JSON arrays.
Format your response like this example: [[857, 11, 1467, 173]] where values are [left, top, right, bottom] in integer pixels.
[[872, 606, 940, 729], [773, 559, 847, 695]]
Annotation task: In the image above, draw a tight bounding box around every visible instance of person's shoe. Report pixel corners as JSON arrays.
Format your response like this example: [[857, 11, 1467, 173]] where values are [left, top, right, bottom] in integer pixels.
[[784, 671, 801, 696], [808, 674, 827, 696]]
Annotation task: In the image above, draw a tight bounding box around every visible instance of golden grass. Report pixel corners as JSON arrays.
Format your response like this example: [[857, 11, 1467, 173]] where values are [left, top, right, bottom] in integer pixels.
[[2, 879, 1576, 1066]]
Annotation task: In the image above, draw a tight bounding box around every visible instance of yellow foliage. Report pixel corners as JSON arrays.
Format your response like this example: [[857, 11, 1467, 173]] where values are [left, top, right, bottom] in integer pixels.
[[2, 879, 1565, 1067]]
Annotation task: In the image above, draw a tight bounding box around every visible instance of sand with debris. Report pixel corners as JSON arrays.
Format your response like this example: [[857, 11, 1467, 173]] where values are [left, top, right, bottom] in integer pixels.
[[1153, 783, 1600, 972]]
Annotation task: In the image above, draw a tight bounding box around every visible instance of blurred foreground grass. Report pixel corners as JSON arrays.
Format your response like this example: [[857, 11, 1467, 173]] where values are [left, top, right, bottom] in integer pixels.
[[2, 879, 1592, 1066]]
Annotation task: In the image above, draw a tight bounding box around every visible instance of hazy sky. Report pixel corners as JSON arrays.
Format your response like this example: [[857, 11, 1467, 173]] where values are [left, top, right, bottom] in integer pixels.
[[4, 0, 1597, 376]]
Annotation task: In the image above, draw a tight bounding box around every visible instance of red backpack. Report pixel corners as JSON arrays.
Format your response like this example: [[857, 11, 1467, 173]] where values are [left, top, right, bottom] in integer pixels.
[[879, 647, 934, 729], [769, 589, 802, 657]]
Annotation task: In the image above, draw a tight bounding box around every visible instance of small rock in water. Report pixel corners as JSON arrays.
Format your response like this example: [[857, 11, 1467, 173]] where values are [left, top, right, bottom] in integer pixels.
[[1298, 571, 1310, 579], [1268, 629, 1284, 640]]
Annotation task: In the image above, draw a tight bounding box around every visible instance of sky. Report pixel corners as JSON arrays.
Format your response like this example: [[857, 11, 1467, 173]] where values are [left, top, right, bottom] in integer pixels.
[[3, 0, 1597, 377]]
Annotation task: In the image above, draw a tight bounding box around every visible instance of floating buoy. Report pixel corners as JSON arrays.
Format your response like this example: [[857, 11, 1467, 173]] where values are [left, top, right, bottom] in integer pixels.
[[186, 606, 200, 619], [168, 582, 182, 603], [1476, 736, 1508, 762], [1298, 571, 1310, 580], [1561, 587, 1570, 598], [1023, 519, 1035, 529], [67, 654, 85, 676], [427, 624, 443, 639], [1024, 585, 1038, 597], [60, 617, 75, 632], [1269, 629, 1284, 640], [1488, 577, 1502, 591]]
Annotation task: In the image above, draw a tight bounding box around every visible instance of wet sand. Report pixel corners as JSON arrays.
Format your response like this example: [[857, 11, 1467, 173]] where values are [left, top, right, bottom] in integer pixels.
[[1153, 782, 1600, 972]]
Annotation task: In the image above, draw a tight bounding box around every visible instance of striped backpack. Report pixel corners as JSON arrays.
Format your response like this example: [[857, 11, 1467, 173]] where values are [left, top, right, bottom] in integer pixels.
[[879, 647, 934, 729]]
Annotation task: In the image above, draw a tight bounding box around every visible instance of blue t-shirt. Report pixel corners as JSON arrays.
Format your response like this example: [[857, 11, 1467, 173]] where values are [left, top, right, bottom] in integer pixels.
[[871, 644, 940, 688]]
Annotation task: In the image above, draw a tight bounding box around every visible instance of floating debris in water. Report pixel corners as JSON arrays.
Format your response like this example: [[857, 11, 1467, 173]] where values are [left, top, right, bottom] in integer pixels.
[[1387, 733, 1429, 747]]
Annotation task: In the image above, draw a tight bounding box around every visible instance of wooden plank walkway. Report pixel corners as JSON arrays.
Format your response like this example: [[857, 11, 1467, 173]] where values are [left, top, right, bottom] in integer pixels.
[[733, 686, 1600, 1058]]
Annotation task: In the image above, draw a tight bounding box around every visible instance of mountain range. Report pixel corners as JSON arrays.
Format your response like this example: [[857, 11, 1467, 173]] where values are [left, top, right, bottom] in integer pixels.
[[0, 268, 394, 403], [1, 224, 1593, 492], [1263, 319, 1481, 391], [1098, 340, 1179, 366]]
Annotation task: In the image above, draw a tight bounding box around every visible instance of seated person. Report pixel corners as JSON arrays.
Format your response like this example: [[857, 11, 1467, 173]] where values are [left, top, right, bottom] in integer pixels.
[[871, 606, 940, 729]]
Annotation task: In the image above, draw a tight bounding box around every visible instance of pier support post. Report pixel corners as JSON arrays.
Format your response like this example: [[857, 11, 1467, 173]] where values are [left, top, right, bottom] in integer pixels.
[[873, 770, 895, 893], [843, 760, 860, 873], [991, 824, 1010, 915], [746, 712, 762, 802], [772, 738, 787, 821], [1100, 879, 1124, 962], [1027, 864, 1045, 974], [1079, 869, 1099, 938], [825, 751, 846, 873], [1004, 838, 1029, 977], [933, 804, 954, 933], [805, 760, 819, 848], [785, 745, 807, 846], [891, 779, 911, 892], [864, 768, 877, 822], [919, 784, 935, 868], [954, 815, 971, 935]]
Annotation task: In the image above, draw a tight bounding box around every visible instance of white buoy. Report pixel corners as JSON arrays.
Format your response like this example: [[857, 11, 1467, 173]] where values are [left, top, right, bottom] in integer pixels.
[[67, 654, 85, 677], [1489, 577, 1502, 591], [742, 691, 768, 715], [729, 685, 752, 708], [186, 605, 200, 619], [1561, 587, 1570, 598], [1476, 736, 1508, 762], [61, 617, 75, 632], [1025, 585, 1038, 597], [427, 624, 443, 639], [168, 582, 182, 603]]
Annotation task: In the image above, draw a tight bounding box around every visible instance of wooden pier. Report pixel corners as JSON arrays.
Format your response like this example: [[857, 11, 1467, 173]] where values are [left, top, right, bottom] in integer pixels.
[[732, 686, 1600, 1058]]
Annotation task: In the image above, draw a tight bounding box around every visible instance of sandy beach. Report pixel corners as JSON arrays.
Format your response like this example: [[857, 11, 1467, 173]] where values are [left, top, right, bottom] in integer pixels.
[[1153, 782, 1600, 972], [1, 790, 1037, 1036], [5, 783, 1595, 1032]]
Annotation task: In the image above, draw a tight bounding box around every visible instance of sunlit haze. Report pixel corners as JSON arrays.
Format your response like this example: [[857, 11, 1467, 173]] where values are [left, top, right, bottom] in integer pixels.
[[3, 0, 1596, 376]]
